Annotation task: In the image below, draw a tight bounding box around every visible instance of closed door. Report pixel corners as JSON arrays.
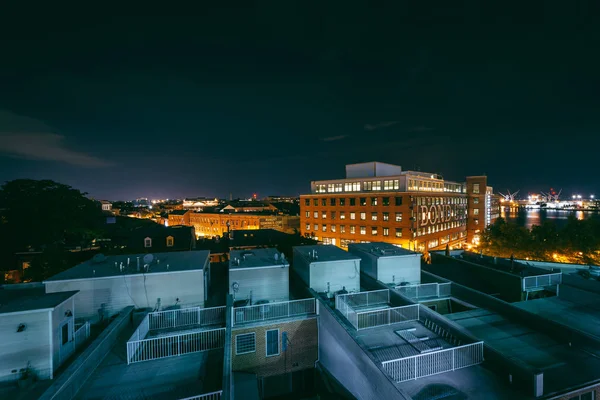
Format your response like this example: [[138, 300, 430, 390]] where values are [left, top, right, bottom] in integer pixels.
[[59, 319, 74, 363]]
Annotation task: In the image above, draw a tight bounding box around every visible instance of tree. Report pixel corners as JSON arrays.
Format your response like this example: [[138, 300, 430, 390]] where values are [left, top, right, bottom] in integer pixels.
[[0, 179, 105, 276]]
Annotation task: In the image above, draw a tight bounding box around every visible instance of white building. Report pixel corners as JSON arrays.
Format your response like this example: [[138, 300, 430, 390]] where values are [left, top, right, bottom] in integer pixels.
[[100, 200, 112, 212], [229, 248, 289, 305], [348, 242, 421, 285], [293, 245, 361, 295], [0, 284, 79, 382], [44, 250, 211, 322]]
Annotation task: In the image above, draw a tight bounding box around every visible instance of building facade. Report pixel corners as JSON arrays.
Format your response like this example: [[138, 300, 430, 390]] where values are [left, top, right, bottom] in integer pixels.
[[465, 176, 500, 245], [300, 162, 469, 252]]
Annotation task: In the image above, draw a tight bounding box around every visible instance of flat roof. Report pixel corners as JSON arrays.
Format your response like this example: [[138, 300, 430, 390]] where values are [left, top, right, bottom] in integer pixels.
[[229, 248, 289, 270], [294, 245, 361, 263], [0, 286, 78, 314], [348, 242, 420, 257], [45, 250, 210, 282]]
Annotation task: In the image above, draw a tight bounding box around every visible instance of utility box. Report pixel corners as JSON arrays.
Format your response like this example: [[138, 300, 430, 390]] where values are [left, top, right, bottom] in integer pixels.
[[348, 242, 421, 285], [293, 245, 361, 296]]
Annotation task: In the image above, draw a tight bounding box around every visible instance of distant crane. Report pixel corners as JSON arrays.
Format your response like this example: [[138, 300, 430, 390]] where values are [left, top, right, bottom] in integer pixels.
[[499, 190, 519, 202], [540, 188, 562, 202]]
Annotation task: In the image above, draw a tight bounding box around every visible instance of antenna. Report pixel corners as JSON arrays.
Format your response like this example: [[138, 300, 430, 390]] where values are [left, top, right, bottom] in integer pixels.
[[143, 254, 154, 265]]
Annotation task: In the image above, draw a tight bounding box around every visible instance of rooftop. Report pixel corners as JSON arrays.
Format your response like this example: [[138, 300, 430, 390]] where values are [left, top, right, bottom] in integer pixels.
[[45, 250, 210, 282], [348, 242, 421, 258], [441, 250, 554, 278], [0, 285, 78, 314], [229, 248, 289, 270], [168, 210, 190, 215], [294, 245, 361, 263]]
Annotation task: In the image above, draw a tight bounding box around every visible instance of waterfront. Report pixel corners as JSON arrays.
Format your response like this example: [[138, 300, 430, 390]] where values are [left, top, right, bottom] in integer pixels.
[[501, 208, 600, 230]]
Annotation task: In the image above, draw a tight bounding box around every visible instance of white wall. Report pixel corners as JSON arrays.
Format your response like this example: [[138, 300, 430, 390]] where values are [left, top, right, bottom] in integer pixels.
[[378, 256, 420, 285], [310, 260, 360, 293], [52, 297, 75, 371], [229, 267, 289, 304], [46, 270, 205, 322], [0, 311, 52, 382]]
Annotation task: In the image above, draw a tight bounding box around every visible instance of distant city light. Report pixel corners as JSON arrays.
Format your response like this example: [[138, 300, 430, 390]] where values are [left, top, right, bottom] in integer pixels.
[[591, 195, 595, 199], [577, 195, 582, 199]]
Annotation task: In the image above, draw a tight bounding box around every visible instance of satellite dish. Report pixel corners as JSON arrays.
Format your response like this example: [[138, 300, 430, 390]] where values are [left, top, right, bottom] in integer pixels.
[[92, 253, 107, 263], [143, 254, 154, 265], [232, 282, 240, 292], [274, 253, 279, 261]]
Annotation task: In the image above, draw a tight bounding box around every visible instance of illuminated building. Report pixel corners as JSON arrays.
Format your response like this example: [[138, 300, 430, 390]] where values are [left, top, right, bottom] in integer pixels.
[[465, 176, 500, 245], [300, 162, 470, 252]]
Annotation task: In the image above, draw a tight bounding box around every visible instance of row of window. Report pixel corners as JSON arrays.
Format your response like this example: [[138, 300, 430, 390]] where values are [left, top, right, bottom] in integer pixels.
[[305, 197, 403, 207], [305, 211, 403, 222], [313, 179, 465, 194], [144, 236, 174, 248], [407, 179, 464, 193], [306, 224, 402, 237], [416, 197, 467, 206], [235, 330, 280, 357], [416, 221, 466, 236]]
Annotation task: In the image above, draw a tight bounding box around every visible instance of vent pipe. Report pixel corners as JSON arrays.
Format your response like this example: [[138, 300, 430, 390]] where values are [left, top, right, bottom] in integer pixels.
[[137, 257, 141, 272]]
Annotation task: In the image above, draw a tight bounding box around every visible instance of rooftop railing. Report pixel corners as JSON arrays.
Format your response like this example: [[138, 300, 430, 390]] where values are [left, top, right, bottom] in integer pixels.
[[396, 282, 451, 299], [233, 298, 316, 326], [179, 390, 222, 400], [356, 305, 420, 330], [522, 273, 562, 291], [382, 341, 484, 382], [148, 306, 226, 331]]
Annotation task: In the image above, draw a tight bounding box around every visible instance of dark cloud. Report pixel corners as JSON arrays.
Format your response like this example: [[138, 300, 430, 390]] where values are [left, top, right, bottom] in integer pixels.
[[0, 111, 113, 168], [320, 135, 348, 142]]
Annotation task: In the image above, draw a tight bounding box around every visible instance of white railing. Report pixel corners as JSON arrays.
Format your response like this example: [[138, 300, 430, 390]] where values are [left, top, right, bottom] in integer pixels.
[[127, 327, 225, 364], [179, 390, 223, 400], [522, 273, 562, 291], [356, 305, 420, 330], [382, 341, 484, 382], [396, 283, 451, 299], [74, 321, 90, 349], [233, 299, 315, 326], [335, 289, 389, 310], [148, 306, 226, 331]]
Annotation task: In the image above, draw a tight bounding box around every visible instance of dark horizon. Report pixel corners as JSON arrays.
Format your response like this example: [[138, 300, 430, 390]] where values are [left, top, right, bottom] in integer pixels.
[[1, 9, 599, 200]]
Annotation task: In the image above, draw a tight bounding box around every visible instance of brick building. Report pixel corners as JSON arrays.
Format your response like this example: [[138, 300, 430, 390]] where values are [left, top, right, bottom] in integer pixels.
[[300, 162, 471, 252], [465, 176, 501, 246], [167, 211, 300, 238]]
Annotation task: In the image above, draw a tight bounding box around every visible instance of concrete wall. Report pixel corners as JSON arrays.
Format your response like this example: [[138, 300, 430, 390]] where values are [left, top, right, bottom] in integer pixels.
[[0, 310, 52, 382], [231, 318, 317, 377], [310, 260, 360, 293], [317, 299, 409, 400], [45, 270, 205, 322], [229, 267, 289, 304]]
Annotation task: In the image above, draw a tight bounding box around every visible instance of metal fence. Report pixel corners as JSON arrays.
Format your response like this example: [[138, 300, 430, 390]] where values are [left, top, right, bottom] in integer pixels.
[[233, 298, 315, 326], [396, 283, 451, 299], [179, 391, 222, 400], [74, 321, 90, 349], [382, 341, 484, 382], [127, 327, 226, 364], [148, 306, 226, 331], [335, 289, 389, 310], [522, 273, 562, 291], [356, 305, 420, 330]]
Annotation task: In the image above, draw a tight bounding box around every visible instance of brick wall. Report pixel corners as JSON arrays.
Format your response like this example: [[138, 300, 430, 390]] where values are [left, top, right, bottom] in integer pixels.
[[231, 318, 318, 377]]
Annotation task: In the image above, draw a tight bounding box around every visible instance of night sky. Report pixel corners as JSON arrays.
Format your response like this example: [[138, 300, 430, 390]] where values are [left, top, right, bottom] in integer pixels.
[[1, 7, 599, 200]]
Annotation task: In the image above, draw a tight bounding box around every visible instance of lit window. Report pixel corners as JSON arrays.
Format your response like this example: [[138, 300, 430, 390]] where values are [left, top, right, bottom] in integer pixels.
[[305, 199, 310, 206], [360, 226, 366, 235], [360, 212, 366, 220], [395, 212, 403, 222], [266, 329, 279, 357], [144, 237, 152, 248], [340, 212, 346, 220], [322, 211, 327, 219], [360, 198, 367, 206], [395, 228, 402, 238], [350, 212, 356, 220], [372, 181, 381, 191], [371, 212, 378, 221], [313, 211, 318, 218], [473, 183, 480, 194], [322, 199, 327, 206], [474, 209, 479, 215], [236, 333, 256, 355], [305, 223, 310, 230], [166, 236, 174, 247], [473, 197, 479, 204], [350, 225, 356, 234], [383, 212, 389, 221], [331, 225, 336, 232], [314, 224, 318, 230], [313, 199, 318, 206], [331, 211, 336, 220], [340, 225, 346, 233], [371, 197, 378, 206], [383, 227, 389, 236], [322, 224, 327, 232], [305, 211, 310, 218], [371, 227, 378, 236]]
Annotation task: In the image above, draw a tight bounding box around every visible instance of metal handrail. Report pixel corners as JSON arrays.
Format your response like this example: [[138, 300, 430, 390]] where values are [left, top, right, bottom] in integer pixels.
[[179, 390, 223, 400]]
